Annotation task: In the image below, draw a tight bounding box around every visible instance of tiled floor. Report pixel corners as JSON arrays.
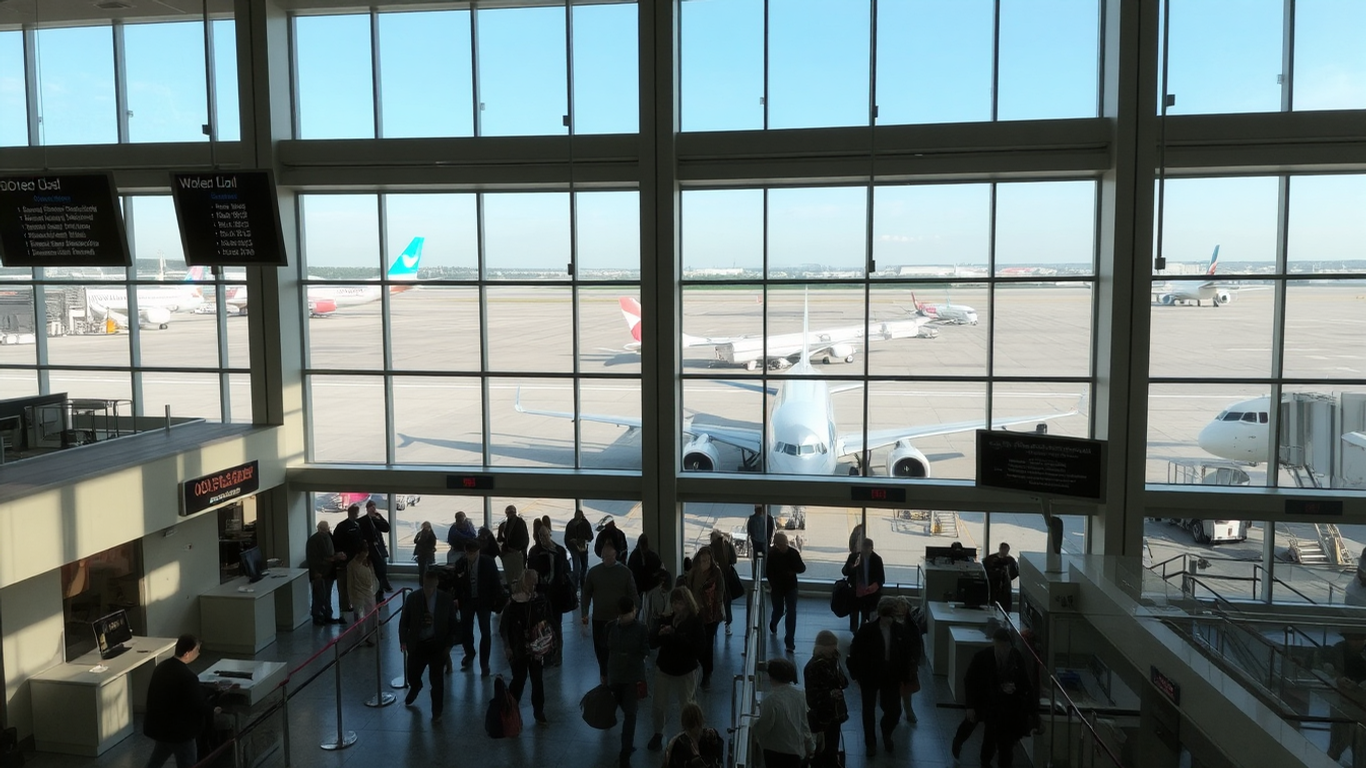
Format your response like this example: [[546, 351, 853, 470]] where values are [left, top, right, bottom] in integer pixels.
[[21, 586, 1003, 768]]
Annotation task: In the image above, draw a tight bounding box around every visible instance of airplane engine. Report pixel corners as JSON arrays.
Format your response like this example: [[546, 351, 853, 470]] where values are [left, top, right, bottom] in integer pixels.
[[821, 343, 856, 364], [141, 306, 172, 329], [682, 435, 721, 471], [1159, 294, 1176, 305], [887, 439, 931, 478], [1213, 291, 1232, 306], [309, 299, 337, 317]]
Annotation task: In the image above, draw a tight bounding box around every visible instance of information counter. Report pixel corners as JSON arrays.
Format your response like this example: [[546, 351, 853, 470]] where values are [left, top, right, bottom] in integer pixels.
[[925, 601, 997, 673], [946, 624, 995, 704], [29, 635, 179, 756], [199, 569, 309, 654]]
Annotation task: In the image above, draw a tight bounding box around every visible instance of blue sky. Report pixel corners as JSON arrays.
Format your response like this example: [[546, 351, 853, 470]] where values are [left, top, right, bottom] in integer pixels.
[[1, 1, 1364, 272]]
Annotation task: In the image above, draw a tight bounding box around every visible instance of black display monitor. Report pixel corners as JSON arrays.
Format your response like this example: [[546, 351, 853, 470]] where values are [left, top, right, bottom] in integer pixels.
[[92, 609, 133, 659], [926, 545, 978, 563], [956, 577, 990, 609], [240, 546, 267, 583]]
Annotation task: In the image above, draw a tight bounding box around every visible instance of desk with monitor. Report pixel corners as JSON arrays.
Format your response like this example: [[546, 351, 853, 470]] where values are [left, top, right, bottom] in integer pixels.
[[29, 635, 179, 755], [925, 601, 998, 673], [199, 568, 309, 654]]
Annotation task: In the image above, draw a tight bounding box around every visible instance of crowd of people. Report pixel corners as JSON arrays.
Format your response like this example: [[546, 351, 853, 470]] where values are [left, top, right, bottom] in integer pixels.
[[288, 502, 1034, 768]]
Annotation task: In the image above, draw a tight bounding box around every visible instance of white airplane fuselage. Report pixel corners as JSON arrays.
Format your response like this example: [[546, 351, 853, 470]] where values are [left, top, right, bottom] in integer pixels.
[[83, 285, 203, 328], [1197, 396, 1271, 462], [766, 368, 841, 475], [1159, 280, 1230, 306]]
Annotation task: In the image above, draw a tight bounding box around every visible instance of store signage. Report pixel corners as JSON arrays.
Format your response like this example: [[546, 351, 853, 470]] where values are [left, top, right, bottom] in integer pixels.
[[1284, 498, 1343, 517], [1150, 665, 1181, 706], [0, 172, 130, 267], [976, 430, 1106, 501], [182, 461, 260, 516], [170, 170, 288, 266], [850, 485, 907, 503], [447, 474, 495, 491]]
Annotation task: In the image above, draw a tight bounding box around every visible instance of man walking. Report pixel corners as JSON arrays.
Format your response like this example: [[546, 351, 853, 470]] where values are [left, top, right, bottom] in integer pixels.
[[983, 542, 1020, 614], [608, 597, 650, 768], [954, 628, 1034, 767], [582, 540, 638, 682], [143, 635, 217, 768], [746, 505, 775, 580], [497, 504, 530, 588], [848, 597, 911, 756], [306, 521, 344, 625], [565, 508, 595, 588], [455, 539, 501, 677], [765, 532, 806, 654], [362, 499, 393, 594], [399, 571, 460, 721]]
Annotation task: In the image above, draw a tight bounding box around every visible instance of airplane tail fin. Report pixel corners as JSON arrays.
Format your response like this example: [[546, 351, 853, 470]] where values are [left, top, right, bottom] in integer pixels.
[[387, 237, 425, 279], [1207, 245, 1220, 276], [619, 297, 643, 344]]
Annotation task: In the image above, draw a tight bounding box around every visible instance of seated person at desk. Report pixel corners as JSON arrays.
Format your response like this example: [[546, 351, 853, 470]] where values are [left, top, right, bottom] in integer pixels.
[[144, 634, 222, 768]]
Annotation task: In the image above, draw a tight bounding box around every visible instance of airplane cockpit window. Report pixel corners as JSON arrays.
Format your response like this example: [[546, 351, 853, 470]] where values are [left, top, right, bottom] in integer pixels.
[[1258, 412, 1268, 423], [1222, 412, 1243, 421], [1241, 413, 1258, 423]]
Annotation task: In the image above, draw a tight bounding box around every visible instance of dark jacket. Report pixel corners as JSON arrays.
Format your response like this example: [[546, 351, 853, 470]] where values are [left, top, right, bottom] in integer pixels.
[[305, 530, 335, 576], [842, 551, 886, 593], [359, 513, 390, 560], [498, 515, 530, 556], [565, 516, 594, 553], [446, 519, 478, 550], [398, 587, 459, 649], [804, 653, 850, 730], [984, 553, 1020, 605], [746, 512, 775, 553], [500, 592, 552, 662], [963, 645, 1034, 729], [413, 528, 438, 563], [332, 518, 365, 559], [454, 553, 503, 607], [627, 547, 662, 596], [847, 618, 911, 685], [527, 542, 571, 590], [765, 547, 806, 593], [607, 617, 650, 685], [650, 612, 705, 677], [143, 657, 212, 743], [595, 524, 628, 560]]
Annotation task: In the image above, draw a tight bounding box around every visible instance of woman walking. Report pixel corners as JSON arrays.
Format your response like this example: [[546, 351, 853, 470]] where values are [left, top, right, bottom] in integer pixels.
[[685, 546, 725, 690], [804, 630, 850, 767], [527, 525, 572, 666], [413, 521, 438, 585], [347, 548, 378, 646], [647, 587, 706, 751], [500, 570, 551, 723]]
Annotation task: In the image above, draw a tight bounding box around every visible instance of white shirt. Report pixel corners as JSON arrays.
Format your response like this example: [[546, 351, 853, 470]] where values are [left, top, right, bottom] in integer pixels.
[[754, 683, 812, 757]]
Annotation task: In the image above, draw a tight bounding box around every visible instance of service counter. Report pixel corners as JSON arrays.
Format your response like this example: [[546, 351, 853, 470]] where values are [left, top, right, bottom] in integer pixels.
[[946, 624, 996, 704], [199, 569, 309, 654], [925, 601, 998, 673]]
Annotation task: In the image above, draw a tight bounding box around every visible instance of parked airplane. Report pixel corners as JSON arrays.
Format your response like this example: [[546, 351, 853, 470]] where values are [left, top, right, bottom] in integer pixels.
[[83, 273, 205, 330], [525, 296, 1077, 476], [912, 292, 978, 325], [221, 237, 424, 317], [1197, 396, 1271, 462], [617, 296, 935, 370], [1155, 246, 1268, 307]]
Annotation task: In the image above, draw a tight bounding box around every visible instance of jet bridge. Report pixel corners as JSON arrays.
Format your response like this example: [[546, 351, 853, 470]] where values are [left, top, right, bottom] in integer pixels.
[[1279, 392, 1366, 491]]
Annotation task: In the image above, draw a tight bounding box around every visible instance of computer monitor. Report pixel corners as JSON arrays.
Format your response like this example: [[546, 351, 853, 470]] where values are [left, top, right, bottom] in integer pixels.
[[92, 609, 133, 659], [956, 576, 990, 609], [926, 545, 978, 563], [240, 546, 267, 583]]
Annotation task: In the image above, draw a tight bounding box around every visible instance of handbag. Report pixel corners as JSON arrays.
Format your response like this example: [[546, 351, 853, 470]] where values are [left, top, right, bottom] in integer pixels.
[[486, 676, 522, 738], [830, 579, 854, 618], [636, 679, 649, 699], [580, 684, 618, 730], [723, 565, 744, 603], [901, 669, 922, 695]]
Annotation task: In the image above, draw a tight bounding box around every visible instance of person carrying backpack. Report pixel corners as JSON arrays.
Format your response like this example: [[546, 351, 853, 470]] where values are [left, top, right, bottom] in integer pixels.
[[663, 702, 724, 768], [500, 570, 552, 724]]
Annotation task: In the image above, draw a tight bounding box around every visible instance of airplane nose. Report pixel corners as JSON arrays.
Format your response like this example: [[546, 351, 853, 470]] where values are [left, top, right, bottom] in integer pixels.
[[1197, 421, 1228, 459]]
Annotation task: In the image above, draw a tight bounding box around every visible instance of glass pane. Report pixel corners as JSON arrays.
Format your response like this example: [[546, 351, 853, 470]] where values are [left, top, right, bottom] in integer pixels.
[[0, 367, 39, 400], [868, 283, 987, 377], [889, 509, 986, 589], [1145, 382, 1271, 486], [0, 30, 27, 146], [305, 286, 383, 370], [0, 286, 37, 366], [572, 2, 638, 135], [1293, 1, 1366, 111], [476, 6, 567, 137], [876, 0, 992, 125], [867, 380, 984, 479], [393, 375, 483, 465], [998, 0, 1099, 120], [1278, 385, 1366, 490], [1287, 175, 1366, 273], [996, 181, 1095, 276], [1149, 280, 1273, 379], [136, 286, 218, 368], [763, 284, 866, 376], [212, 20, 239, 142], [486, 286, 572, 373], [309, 375, 386, 462], [1270, 529, 1355, 605], [385, 193, 477, 276], [48, 294, 131, 367], [681, 284, 765, 375], [378, 11, 473, 138], [141, 371, 221, 421], [578, 286, 641, 375], [769, 0, 870, 129], [1156, 177, 1280, 272], [295, 14, 374, 139], [767, 187, 867, 279], [991, 382, 1091, 443], [36, 26, 117, 145], [130, 197, 189, 281], [489, 376, 573, 468], [484, 192, 570, 279], [48, 369, 132, 404], [227, 372, 252, 423], [224, 284, 250, 368], [987, 511, 1087, 562], [993, 287, 1092, 377], [391, 285, 480, 372], [392, 495, 461, 566], [301, 195, 381, 277], [873, 184, 990, 278], [579, 378, 641, 471], [682, 190, 763, 279], [1284, 283, 1365, 380], [575, 191, 639, 279], [1164, 0, 1283, 115], [680, 0, 763, 132], [681, 378, 764, 473], [124, 21, 208, 143]]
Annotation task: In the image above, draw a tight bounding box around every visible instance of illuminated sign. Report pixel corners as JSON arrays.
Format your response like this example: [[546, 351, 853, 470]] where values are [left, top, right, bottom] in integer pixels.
[[182, 461, 260, 516], [447, 474, 495, 491]]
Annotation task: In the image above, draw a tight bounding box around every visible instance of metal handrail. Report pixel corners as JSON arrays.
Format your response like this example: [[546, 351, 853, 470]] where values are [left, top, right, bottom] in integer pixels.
[[731, 553, 766, 768]]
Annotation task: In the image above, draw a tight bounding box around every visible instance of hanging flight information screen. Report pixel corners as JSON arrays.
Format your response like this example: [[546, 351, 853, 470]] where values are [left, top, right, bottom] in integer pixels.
[[170, 170, 288, 267], [0, 172, 130, 268]]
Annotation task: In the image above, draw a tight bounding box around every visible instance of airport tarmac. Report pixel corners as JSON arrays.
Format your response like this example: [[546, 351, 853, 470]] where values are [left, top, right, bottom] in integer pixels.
[[4, 282, 1363, 596]]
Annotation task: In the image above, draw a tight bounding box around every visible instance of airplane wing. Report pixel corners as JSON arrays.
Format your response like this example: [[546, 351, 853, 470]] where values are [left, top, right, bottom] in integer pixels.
[[514, 388, 763, 454], [838, 405, 1081, 458]]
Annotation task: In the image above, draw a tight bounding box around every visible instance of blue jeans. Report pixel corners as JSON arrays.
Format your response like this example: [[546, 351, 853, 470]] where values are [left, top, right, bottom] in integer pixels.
[[570, 548, 588, 588], [145, 738, 197, 768], [769, 587, 798, 648]]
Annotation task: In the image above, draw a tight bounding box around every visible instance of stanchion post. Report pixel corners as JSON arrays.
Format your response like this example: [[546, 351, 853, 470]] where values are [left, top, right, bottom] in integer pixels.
[[366, 612, 396, 707], [280, 684, 292, 767], [320, 642, 357, 750]]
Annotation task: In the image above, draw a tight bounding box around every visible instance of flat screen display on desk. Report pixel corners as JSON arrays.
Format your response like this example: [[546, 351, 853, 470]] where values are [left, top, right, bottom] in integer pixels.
[[0, 173, 130, 267], [170, 170, 287, 267], [92, 609, 133, 659], [240, 546, 267, 583]]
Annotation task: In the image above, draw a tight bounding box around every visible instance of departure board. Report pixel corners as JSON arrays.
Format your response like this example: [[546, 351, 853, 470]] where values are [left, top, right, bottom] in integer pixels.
[[0, 173, 130, 267], [170, 170, 288, 267]]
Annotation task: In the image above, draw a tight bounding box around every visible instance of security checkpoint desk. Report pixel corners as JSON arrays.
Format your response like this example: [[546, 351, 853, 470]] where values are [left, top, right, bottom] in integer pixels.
[[200, 569, 310, 654], [29, 635, 179, 755], [925, 601, 997, 673], [946, 624, 996, 704], [199, 659, 289, 768]]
